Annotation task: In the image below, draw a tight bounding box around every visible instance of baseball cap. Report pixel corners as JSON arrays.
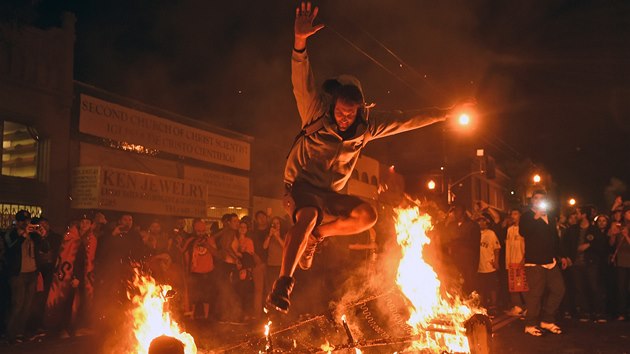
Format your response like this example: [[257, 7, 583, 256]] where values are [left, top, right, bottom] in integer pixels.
[[15, 210, 32, 221]]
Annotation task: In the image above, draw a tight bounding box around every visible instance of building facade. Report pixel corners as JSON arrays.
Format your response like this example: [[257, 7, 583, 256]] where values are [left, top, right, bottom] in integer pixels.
[[70, 83, 253, 223], [0, 15, 75, 230]]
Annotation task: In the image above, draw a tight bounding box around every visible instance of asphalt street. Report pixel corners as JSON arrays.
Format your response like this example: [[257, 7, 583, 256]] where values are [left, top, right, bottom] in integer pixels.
[[1, 313, 628, 354]]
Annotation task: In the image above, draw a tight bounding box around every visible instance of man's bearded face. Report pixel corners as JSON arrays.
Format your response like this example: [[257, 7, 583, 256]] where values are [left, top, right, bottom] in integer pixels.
[[333, 99, 360, 131]]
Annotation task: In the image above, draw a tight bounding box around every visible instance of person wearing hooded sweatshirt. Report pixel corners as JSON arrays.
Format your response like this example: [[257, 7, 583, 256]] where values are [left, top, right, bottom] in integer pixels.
[[266, 1, 476, 314]]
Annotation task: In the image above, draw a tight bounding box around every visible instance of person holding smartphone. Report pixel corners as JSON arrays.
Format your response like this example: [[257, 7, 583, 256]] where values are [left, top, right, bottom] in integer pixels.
[[3, 210, 41, 343], [519, 190, 567, 336]]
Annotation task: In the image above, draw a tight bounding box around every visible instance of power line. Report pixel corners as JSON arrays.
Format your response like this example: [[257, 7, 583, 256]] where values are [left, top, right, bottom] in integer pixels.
[[324, 24, 425, 97]]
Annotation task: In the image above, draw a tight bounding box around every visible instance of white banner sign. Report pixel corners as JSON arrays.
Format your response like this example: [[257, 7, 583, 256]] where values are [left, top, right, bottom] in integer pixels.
[[71, 166, 207, 217], [184, 166, 250, 206], [79, 94, 250, 170]]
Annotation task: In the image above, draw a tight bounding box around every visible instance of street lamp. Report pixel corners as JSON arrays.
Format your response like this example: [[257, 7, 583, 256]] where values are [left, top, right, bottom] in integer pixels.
[[533, 174, 541, 183], [458, 113, 471, 126], [427, 180, 436, 190], [568, 198, 576, 206]]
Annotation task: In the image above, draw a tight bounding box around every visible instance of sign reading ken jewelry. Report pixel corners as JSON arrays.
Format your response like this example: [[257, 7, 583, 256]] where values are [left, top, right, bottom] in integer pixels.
[[71, 166, 207, 217], [184, 166, 250, 203], [79, 94, 250, 170]]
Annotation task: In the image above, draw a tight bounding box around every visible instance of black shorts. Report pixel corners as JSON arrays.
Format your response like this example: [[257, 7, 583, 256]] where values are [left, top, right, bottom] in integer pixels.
[[284, 181, 365, 226], [189, 272, 215, 303]]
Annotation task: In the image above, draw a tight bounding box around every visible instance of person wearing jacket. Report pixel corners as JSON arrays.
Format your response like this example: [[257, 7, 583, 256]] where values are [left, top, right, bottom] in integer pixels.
[[561, 206, 609, 322], [266, 1, 475, 314], [3, 210, 41, 343], [519, 190, 566, 336]]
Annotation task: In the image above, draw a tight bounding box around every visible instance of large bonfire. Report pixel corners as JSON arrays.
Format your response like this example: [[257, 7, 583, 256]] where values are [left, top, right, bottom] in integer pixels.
[[127, 270, 197, 354], [394, 206, 481, 353]]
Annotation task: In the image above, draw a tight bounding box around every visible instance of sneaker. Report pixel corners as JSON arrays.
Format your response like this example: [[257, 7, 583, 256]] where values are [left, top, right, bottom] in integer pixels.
[[298, 234, 324, 270], [265, 276, 295, 314], [506, 306, 524, 317]]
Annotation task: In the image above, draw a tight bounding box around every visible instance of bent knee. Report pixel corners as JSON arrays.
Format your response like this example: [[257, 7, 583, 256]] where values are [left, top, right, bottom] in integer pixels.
[[295, 207, 319, 228], [354, 203, 377, 226]]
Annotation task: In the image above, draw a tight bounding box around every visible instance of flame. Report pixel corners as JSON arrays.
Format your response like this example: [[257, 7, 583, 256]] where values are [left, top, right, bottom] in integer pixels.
[[394, 206, 479, 353], [263, 320, 273, 352], [128, 269, 197, 354], [320, 339, 334, 353], [264, 320, 272, 337]]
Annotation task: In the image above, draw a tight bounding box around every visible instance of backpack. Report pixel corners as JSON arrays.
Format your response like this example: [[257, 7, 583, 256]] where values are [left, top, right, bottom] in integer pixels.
[[286, 116, 326, 158]]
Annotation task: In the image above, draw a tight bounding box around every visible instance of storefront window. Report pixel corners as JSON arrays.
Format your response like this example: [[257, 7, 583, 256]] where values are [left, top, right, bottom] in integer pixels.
[[0, 203, 42, 229], [2, 121, 38, 178]]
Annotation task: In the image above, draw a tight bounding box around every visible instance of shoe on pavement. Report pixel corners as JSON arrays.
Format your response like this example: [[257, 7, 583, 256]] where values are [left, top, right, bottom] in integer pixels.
[[265, 276, 295, 314], [524, 326, 542, 337], [298, 234, 324, 270], [540, 321, 562, 334]]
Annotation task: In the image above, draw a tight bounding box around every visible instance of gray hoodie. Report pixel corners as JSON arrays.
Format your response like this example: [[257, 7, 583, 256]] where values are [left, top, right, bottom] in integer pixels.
[[285, 49, 446, 192]]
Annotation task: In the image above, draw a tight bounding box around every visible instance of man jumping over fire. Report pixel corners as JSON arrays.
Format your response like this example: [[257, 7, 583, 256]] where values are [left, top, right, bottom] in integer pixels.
[[266, 1, 475, 313]]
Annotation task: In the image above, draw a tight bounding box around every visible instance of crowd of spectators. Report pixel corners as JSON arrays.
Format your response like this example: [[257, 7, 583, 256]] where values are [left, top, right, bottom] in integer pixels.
[[0, 209, 292, 344], [1, 192, 628, 344], [432, 193, 630, 335]]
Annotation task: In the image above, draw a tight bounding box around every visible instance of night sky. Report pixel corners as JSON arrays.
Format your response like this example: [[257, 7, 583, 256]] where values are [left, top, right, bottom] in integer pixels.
[[11, 0, 630, 209]]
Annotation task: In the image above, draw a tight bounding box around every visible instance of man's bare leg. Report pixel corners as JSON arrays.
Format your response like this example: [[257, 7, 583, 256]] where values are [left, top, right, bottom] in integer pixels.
[[266, 207, 318, 313], [266, 203, 377, 313], [315, 202, 377, 238], [280, 207, 319, 277], [298, 202, 377, 271]]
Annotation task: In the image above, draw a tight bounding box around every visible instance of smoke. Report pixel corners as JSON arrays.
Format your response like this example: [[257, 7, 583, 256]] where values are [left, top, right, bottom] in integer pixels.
[[67, 0, 630, 208], [604, 177, 628, 207]]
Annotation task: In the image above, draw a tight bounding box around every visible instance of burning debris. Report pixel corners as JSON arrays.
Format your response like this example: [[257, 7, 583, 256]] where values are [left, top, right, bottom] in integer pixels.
[[127, 269, 197, 354], [218, 206, 490, 354], [393, 206, 484, 353]]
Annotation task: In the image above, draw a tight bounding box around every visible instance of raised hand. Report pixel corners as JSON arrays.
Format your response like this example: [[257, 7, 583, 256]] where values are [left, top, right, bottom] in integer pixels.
[[294, 2, 324, 49]]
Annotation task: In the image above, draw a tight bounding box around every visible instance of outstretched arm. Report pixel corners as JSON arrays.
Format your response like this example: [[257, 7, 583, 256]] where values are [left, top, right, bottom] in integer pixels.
[[292, 2, 326, 127], [369, 101, 476, 139]]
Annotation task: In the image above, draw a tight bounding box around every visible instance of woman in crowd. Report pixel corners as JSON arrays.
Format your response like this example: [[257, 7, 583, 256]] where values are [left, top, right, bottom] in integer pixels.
[[235, 220, 255, 320], [264, 217, 285, 296], [609, 205, 630, 321]]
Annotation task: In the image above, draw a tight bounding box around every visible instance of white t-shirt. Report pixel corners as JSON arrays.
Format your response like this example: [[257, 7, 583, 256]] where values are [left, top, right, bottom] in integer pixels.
[[505, 225, 525, 269], [479, 229, 501, 273]]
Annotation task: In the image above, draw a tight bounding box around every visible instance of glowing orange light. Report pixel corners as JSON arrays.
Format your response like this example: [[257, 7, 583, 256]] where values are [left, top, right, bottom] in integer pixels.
[[569, 198, 576, 206], [427, 180, 436, 190], [533, 174, 541, 183], [458, 113, 471, 126]]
